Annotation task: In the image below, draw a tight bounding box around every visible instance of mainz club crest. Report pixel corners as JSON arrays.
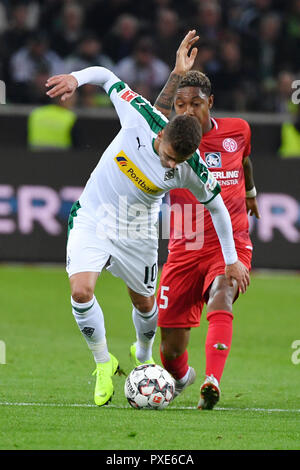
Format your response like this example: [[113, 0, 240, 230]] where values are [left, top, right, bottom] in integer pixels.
[[222, 138, 237, 152]]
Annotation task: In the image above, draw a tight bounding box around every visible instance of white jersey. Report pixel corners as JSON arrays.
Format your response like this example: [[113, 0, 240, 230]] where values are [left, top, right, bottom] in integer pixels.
[[72, 68, 220, 240]]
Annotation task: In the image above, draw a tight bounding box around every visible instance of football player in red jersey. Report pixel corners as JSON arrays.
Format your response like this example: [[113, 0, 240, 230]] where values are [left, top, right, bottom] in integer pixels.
[[154, 30, 260, 409]]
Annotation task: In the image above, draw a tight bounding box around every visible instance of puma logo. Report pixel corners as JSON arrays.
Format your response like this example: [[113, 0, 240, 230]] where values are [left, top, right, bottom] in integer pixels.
[[136, 137, 145, 150]]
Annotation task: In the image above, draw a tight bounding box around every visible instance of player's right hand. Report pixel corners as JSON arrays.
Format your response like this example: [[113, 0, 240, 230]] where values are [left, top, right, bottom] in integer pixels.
[[225, 260, 250, 294], [173, 30, 199, 76], [246, 197, 261, 219], [46, 74, 78, 101]]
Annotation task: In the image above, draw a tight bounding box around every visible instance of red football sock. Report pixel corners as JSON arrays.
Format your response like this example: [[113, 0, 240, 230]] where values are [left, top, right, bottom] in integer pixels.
[[160, 346, 189, 380], [205, 310, 234, 383]]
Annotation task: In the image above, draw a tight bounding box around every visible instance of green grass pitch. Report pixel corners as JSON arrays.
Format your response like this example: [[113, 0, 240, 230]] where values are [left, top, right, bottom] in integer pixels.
[[0, 265, 300, 450]]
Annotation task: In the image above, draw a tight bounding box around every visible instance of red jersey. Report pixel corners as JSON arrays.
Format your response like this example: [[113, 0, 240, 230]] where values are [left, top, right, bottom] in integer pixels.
[[168, 117, 252, 257]]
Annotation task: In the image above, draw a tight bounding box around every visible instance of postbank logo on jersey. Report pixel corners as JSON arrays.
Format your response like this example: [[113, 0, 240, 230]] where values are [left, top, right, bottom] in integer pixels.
[[205, 152, 222, 168], [116, 156, 128, 167], [114, 151, 163, 195]]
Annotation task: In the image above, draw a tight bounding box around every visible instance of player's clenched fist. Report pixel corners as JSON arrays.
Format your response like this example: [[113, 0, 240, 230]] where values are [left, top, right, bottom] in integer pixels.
[[46, 74, 78, 101], [225, 260, 250, 294]]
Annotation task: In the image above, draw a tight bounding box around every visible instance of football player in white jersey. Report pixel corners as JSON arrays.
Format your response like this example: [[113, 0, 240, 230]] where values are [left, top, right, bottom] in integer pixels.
[[46, 32, 249, 406]]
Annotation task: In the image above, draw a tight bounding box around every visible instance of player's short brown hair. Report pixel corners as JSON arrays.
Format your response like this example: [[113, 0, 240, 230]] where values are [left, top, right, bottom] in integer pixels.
[[179, 70, 212, 97], [163, 114, 202, 157]]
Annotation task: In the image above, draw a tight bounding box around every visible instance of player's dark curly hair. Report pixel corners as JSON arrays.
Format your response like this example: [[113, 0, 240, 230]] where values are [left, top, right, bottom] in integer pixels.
[[164, 114, 202, 157], [178, 70, 212, 97]]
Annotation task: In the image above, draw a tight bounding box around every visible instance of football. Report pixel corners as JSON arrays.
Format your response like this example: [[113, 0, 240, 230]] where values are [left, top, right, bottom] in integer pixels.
[[124, 364, 175, 410]]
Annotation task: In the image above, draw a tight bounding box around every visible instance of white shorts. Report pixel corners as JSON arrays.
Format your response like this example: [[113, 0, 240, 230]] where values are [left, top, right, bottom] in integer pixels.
[[66, 202, 158, 297]]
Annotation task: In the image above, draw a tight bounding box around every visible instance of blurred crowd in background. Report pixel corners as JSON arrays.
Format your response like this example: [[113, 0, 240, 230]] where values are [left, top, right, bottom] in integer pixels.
[[0, 0, 299, 112]]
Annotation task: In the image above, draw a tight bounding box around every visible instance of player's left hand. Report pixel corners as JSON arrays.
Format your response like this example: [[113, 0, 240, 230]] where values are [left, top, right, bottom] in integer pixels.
[[173, 29, 199, 76], [225, 260, 250, 294], [246, 197, 260, 218]]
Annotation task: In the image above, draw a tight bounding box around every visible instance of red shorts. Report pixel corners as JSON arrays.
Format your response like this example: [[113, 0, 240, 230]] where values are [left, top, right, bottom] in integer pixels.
[[157, 244, 252, 328]]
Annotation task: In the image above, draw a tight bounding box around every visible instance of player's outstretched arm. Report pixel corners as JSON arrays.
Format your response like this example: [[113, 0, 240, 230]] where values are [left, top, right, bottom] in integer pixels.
[[46, 66, 118, 102], [154, 30, 199, 118], [206, 194, 250, 294], [243, 156, 260, 219]]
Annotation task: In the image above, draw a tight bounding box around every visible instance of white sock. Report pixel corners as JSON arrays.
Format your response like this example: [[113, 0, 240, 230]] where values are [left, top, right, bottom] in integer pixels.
[[71, 295, 110, 364], [132, 300, 158, 362]]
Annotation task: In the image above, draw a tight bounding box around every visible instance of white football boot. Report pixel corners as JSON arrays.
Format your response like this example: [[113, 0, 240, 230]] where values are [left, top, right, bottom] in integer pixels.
[[198, 374, 220, 410], [173, 367, 196, 399]]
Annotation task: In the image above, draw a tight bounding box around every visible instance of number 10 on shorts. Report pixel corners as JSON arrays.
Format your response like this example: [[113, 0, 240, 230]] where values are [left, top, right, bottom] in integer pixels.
[[144, 263, 157, 285], [159, 286, 169, 309]]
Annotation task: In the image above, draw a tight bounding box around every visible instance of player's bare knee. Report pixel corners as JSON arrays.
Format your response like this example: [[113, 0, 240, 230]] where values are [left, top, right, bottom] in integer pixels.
[[207, 284, 234, 312], [207, 275, 237, 311], [133, 296, 154, 313], [71, 285, 94, 303]]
